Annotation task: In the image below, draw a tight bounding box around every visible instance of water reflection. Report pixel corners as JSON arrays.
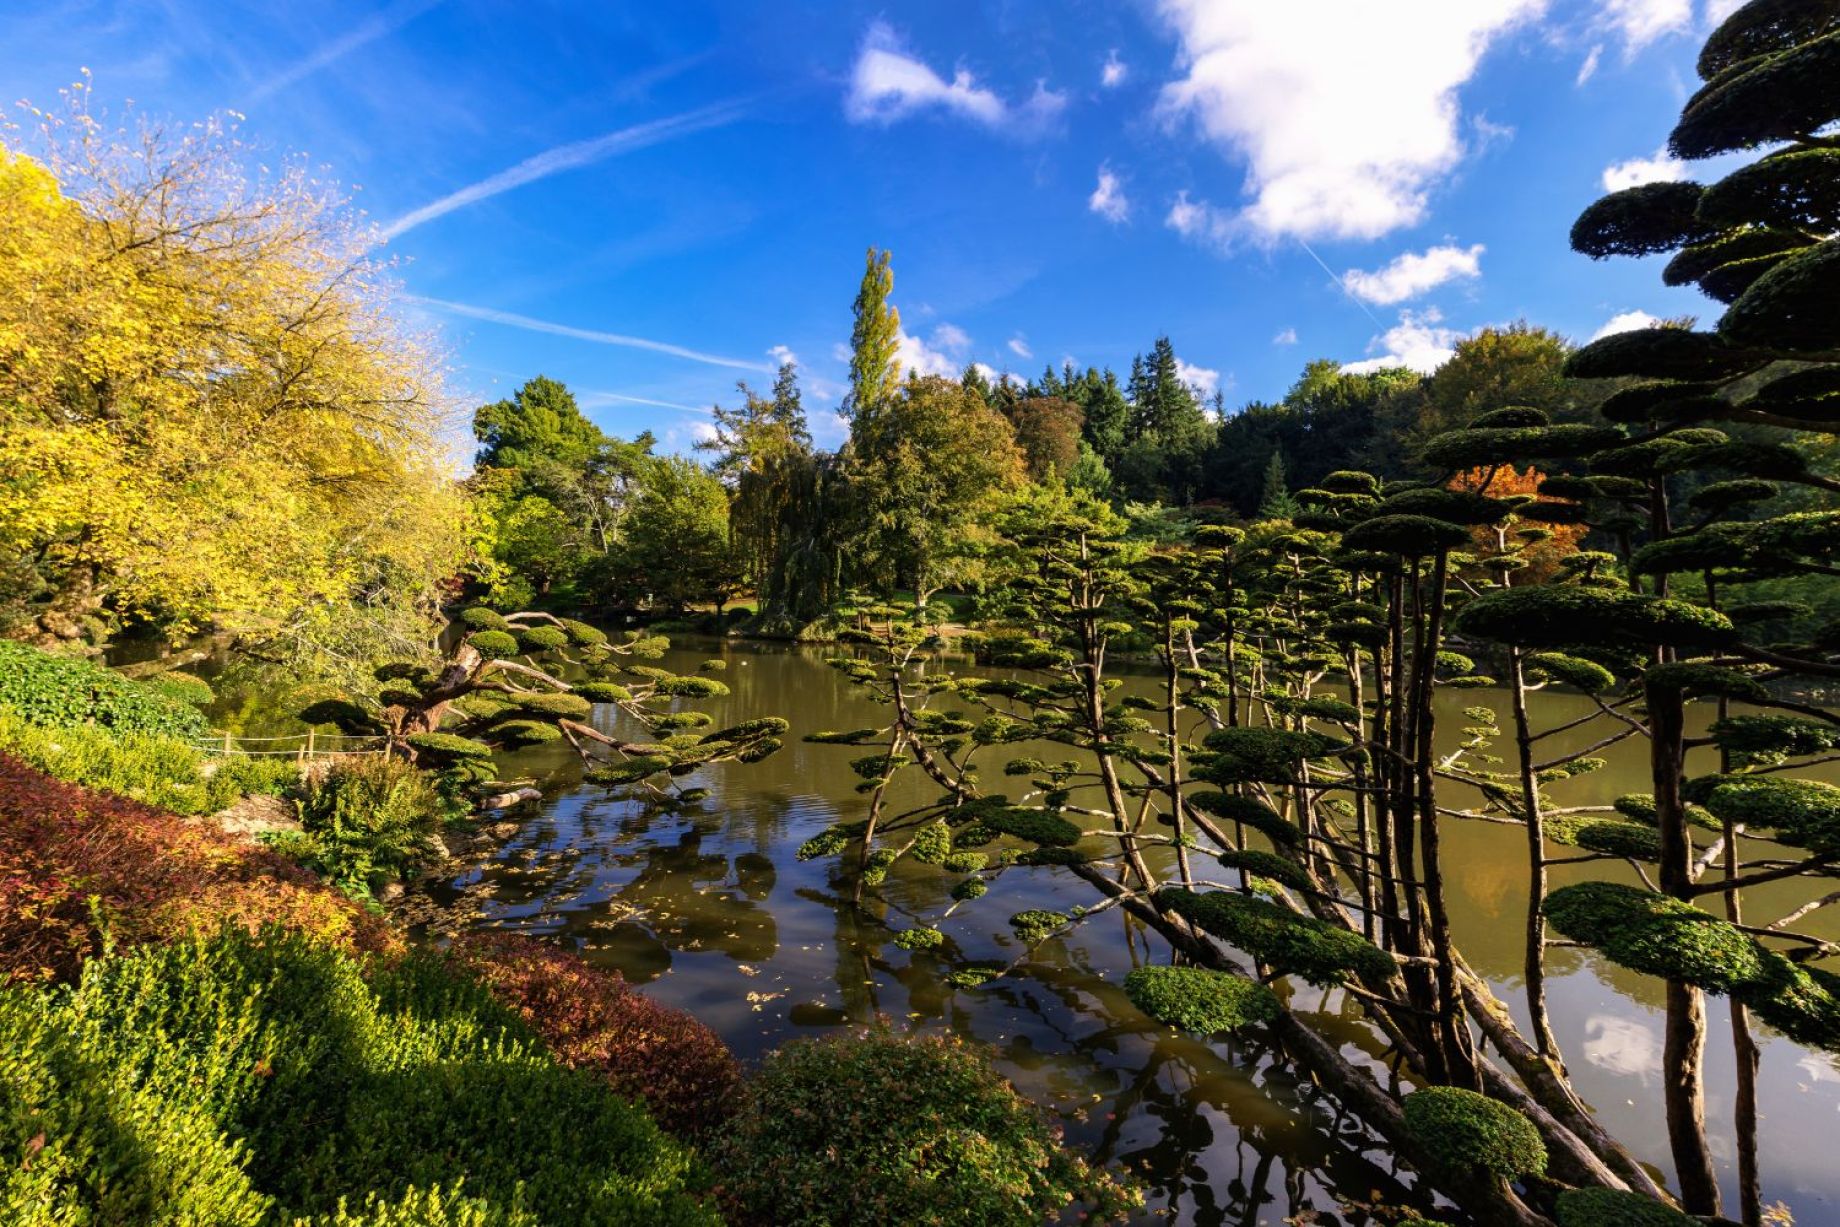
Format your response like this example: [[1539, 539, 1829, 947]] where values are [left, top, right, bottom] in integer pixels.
[[419, 636, 1840, 1225]]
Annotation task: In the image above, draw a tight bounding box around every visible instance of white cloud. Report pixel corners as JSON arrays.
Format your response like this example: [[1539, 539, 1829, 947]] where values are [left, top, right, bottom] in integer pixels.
[[846, 22, 1065, 136], [1601, 146, 1685, 191], [830, 341, 853, 364], [408, 295, 771, 372], [1596, 0, 1692, 51], [1583, 1016, 1662, 1082], [382, 101, 746, 240], [1344, 243, 1485, 305], [1704, 0, 1746, 23], [896, 325, 963, 379], [1591, 309, 1661, 340], [767, 344, 798, 367], [1575, 44, 1603, 86], [972, 362, 1002, 383], [1176, 358, 1221, 399], [1343, 308, 1466, 374], [1101, 49, 1128, 88], [1008, 335, 1032, 359], [1164, 190, 1235, 250], [1273, 327, 1298, 346], [1153, 0, 1544, 243], [1089, 165, 1130, 223]]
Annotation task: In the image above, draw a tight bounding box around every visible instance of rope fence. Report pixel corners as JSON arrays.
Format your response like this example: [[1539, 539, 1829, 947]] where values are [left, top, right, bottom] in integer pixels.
[[192, 730, 388, 759]]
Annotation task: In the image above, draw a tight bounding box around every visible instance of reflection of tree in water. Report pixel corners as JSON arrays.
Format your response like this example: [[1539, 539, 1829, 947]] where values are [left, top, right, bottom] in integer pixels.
[[460, 796, 783, 984]]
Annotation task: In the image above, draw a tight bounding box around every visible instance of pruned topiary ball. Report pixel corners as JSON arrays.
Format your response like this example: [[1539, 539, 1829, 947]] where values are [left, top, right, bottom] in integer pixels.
[[1123, 965, 1279, 1034], [457, 606, 510, 632], [510, 691, 593, 721], [1158, 888, 1396, 987], [1455, 586, 1735, 652], [1402, 1086, 1547, 1182], [515, 625, 570, 653], [404, 732, 495, 763]]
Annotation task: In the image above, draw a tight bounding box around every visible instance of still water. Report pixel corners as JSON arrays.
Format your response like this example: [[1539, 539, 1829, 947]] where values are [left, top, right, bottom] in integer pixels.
[[420, 636, 1840, 1226]]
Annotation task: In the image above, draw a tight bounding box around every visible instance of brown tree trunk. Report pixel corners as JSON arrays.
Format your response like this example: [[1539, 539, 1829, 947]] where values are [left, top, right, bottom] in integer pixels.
[[1509, 648, 1561, 1059]]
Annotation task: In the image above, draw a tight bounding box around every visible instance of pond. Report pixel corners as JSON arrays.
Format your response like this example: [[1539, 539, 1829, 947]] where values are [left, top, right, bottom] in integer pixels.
[[418, 635, 1840, 1226]]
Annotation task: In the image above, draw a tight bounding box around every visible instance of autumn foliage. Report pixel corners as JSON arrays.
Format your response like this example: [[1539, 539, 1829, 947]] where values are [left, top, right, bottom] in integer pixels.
[[447, 931, 742, 1141], [1448, 463, 1586, 581], [0, 753, 394, 984]]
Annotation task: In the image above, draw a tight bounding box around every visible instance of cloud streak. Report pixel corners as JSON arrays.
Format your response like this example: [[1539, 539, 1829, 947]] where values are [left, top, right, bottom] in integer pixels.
[[845, 22, 1064, 137], [411, 296, 772, 372], [249, 0, 444, 103], [382, 100, 748, 240]]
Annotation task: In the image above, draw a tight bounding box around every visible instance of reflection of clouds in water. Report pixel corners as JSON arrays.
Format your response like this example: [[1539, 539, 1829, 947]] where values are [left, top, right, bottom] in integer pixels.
[[1583, 1015, 1662, 1083], [1800, 1055, 1840, 1086]]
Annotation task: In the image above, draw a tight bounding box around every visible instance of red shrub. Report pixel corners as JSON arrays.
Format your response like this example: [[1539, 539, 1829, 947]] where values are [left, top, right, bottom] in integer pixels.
[[448, 931, 741, 1140], [0, 753, 394, 984]]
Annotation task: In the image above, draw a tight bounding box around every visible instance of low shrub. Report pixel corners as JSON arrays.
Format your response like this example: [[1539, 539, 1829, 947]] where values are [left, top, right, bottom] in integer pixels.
[[711, 1026, 1139, 1226], [445, 932, 741, 1142], [0, 703, 216, 813], [0, 929, 716, 1225], [1554, 1187, 1697, 1226], [291, 756, 464, 897], [0, 640, 208, 738], [0, 754, 391, 984]]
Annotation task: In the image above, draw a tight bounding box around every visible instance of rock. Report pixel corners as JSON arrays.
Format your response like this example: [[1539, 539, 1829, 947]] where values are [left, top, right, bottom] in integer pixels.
[[488, 822, 520, 840], [378, 881, 405, 904], [209, 794, 301, 841], [479, 786, 542, 811]]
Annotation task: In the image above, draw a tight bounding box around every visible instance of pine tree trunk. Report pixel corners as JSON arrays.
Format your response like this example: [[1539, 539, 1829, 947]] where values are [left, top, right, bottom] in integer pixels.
[[1509, 648, 1561, 1059]]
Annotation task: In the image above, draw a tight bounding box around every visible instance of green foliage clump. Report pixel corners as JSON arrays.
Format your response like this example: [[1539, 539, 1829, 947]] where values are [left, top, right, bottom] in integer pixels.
[[1008, 910, 1071, 946], [1217, 848, 1311, 891], [509, 691, 593, 721], [1612, 792, 1718, 831], [1401, 1087, 1547, 1182], [557, 618, 608, 646], [575, 682, 633, 704], [983, 807, 1082, 848], [1339, 514, 1470, 557], [1158, 889, 1396, 986], [1562, 326, 1761, 381], [797, 820, 868, 861], [1199, 727, 1347, 786], [0, 640, 208, 739], [651, 675, 729, 699], [909, 820, 952, 864], [893, 926, 944, 952], [1710, 715, 1839, 764], [1570, 181, 1710, 258], [458, 607, 510, 632], [0, 929, 713, 1225], [1187, 791, 1301, 847], [1699, 774, 1840, 853], [710, 1027, 1137, 1226], [1554, 1186, 1699, 1227], [1122, 965, 1279, 1034], [1544, 881, 1765, 993], [1523, 652, 1617, 694], [1455, 586, 1736, 651], [492, 720, 562, 748], [142, 671, 215, 708], [514, 625, 570, 652], [467, 630, 520, 660], [941, 851, 988, 874], [0, 705, 216, 815], [1547, 817, 1662, 861], [404, 733, 495, 765]]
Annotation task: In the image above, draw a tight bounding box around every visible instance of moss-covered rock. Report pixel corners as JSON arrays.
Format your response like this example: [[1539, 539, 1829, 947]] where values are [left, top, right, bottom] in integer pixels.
[[1122, 965, 1279, 1034], [1402, 1086, 1547, 1182]]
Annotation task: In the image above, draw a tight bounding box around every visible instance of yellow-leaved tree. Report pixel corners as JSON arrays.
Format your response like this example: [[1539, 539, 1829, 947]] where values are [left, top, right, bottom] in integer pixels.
[[0, 92, 466, 663]]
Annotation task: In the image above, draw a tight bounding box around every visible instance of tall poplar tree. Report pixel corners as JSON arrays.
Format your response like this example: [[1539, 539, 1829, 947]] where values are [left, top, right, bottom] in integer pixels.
[[846, 247, 901, 423]]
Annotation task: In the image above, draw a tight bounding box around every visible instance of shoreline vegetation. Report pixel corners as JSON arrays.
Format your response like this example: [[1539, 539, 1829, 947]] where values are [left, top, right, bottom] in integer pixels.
[[3, 3, 1839, 1223]]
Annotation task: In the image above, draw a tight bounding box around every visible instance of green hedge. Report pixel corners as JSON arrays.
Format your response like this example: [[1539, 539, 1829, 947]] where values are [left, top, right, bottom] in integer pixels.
[[0, 929, 715, 1226]]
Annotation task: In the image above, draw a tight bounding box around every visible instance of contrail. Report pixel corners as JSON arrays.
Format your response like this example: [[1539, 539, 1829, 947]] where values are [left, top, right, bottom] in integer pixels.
[[381, 100, 747, 240], [1294, 236, 1387, 329], [248, 0, 445, 103], [580, 390, 711, 414], [410, 296, 772, 373]]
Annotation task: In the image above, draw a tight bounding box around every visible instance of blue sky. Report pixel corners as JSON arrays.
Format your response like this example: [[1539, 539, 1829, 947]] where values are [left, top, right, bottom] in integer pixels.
[[2, 0, 1743, 454]]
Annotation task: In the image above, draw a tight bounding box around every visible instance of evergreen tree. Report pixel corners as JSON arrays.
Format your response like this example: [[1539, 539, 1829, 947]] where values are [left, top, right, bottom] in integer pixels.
[[1256, 450, 1297, 519], [1071, 367, 1130, 461], [846, 247, 901, 422], [960, 362, 995, 409], [473, 375, 606, 477]]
